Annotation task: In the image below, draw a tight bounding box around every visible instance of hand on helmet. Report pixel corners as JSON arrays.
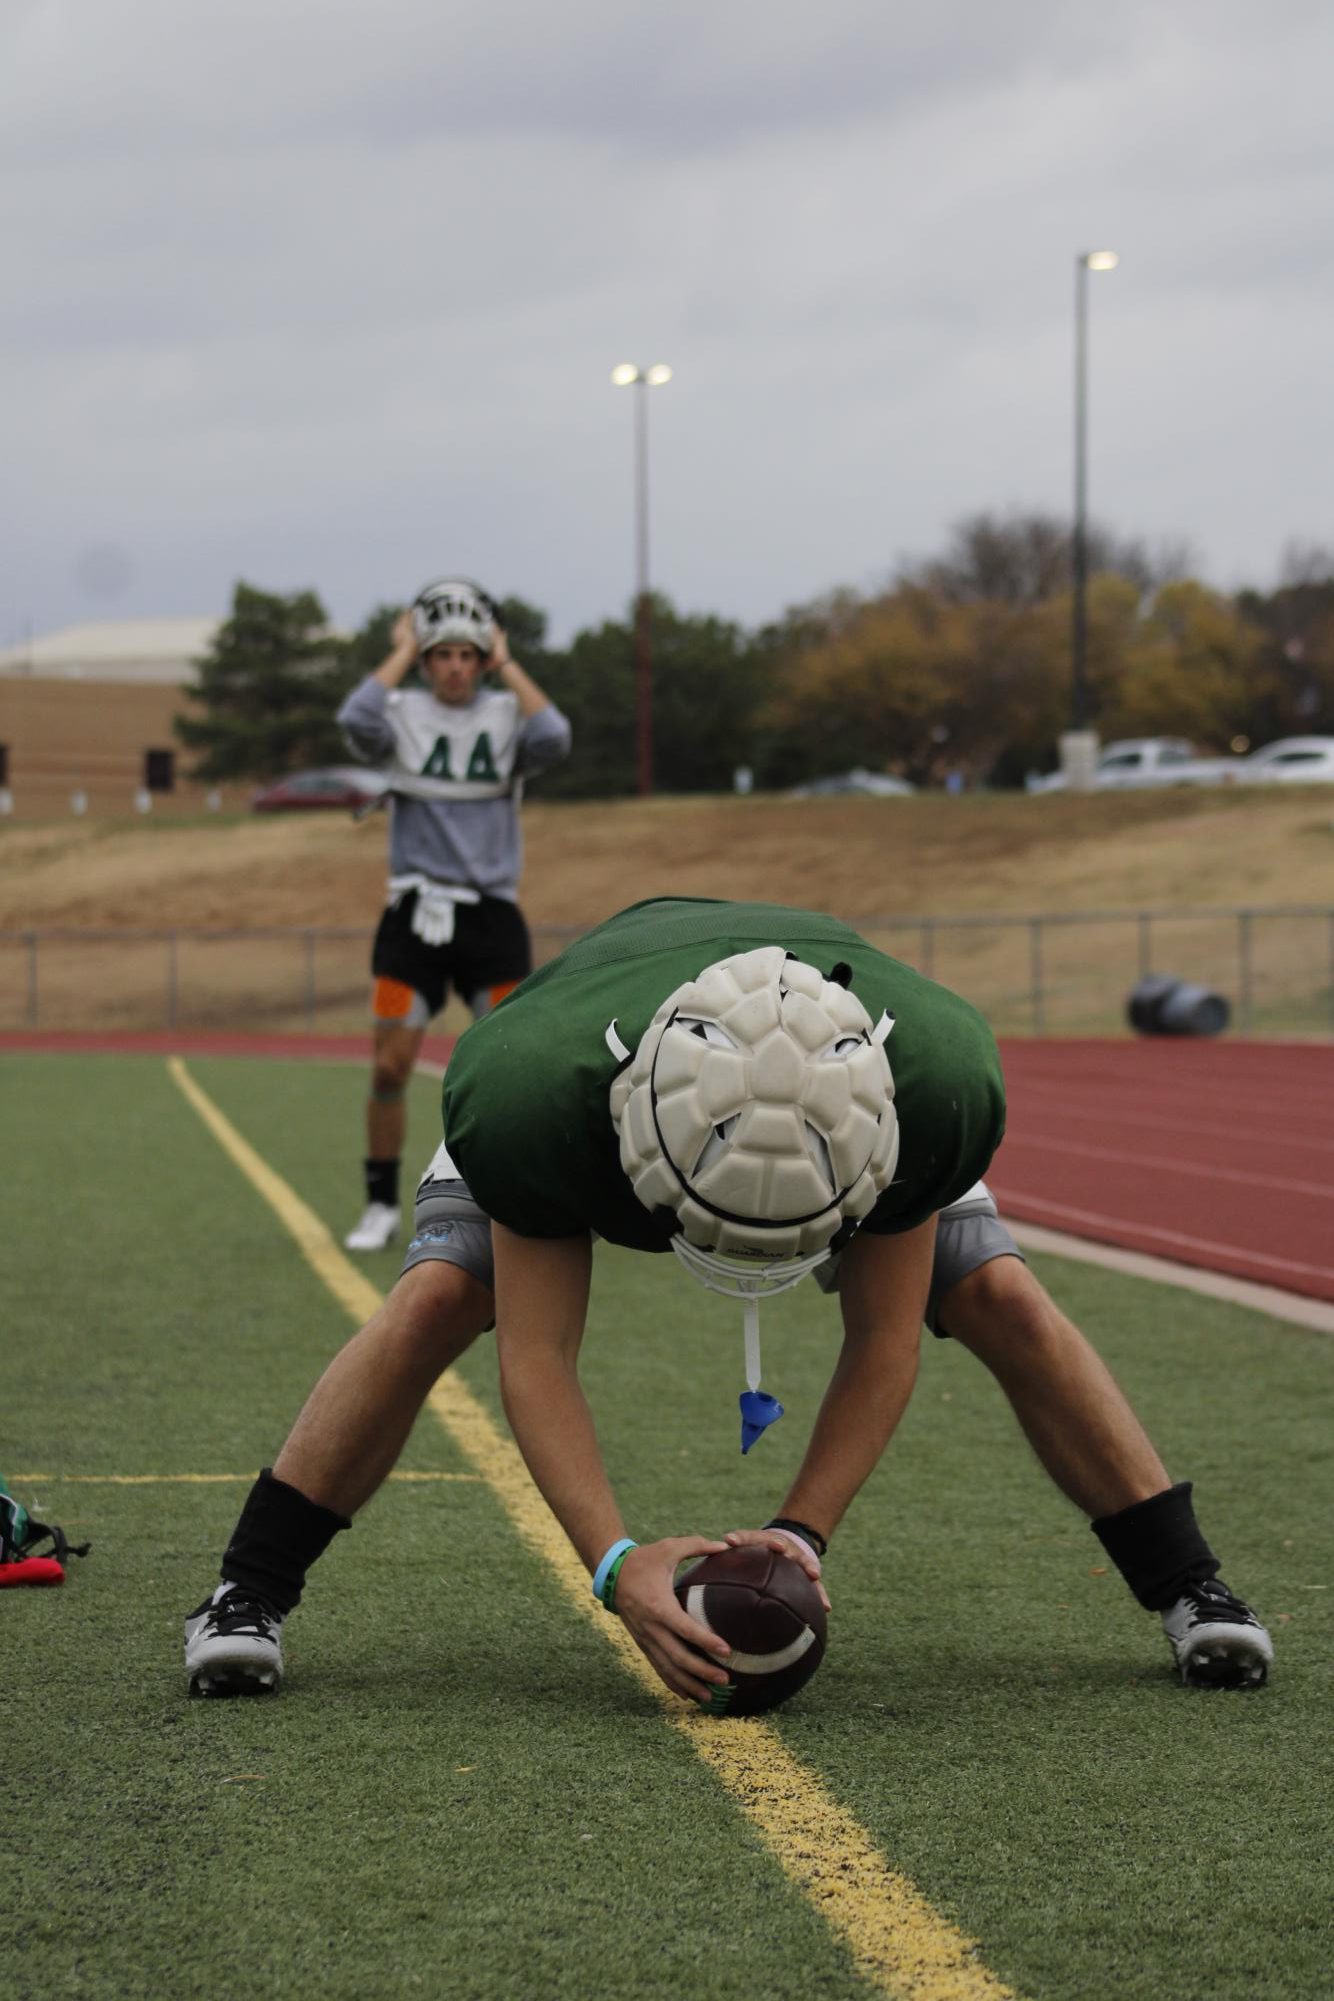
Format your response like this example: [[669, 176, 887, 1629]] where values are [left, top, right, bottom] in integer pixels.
[[391, 609, 419, 661], [486, 620, 512, 676]]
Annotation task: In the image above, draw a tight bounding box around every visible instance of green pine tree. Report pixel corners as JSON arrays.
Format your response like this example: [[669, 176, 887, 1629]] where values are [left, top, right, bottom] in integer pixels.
[[174, 582, 355, 781]]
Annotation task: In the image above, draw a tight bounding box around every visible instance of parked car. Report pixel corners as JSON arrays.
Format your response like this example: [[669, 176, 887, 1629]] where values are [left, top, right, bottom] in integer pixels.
[[1234, 736, 1334, 784], [1026, 738, 1233, 794], [251, 766, 390, 812], [788, 767, 916, 798]]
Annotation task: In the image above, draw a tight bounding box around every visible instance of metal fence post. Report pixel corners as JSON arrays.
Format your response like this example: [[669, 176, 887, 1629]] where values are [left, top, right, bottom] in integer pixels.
[[304, 930, 316, 1034], [1237, 911, 1252, 1033], [5, 910, 1331, 1042]]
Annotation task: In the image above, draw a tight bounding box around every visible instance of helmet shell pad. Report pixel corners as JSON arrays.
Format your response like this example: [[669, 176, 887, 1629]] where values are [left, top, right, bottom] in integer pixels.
[[610, 946, 898, 1259], [411, 578, 497, 659]]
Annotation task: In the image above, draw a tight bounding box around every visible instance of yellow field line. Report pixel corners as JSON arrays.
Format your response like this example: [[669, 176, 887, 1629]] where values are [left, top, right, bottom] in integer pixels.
[[167, 1055, 1021, 2001], [8, 1472, 480, 1486]]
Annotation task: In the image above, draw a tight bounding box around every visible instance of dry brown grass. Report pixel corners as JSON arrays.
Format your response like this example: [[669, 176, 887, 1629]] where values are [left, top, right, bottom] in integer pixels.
[[3, 786, 1331, 1036], [3, 784, 1332, 931]]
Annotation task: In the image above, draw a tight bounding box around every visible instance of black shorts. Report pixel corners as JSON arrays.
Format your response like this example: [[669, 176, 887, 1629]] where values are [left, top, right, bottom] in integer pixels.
[[371, 891, 531, 1020]]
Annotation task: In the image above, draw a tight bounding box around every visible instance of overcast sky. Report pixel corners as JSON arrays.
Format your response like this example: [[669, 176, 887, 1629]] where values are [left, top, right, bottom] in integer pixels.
[[4, 0, 1332, 648]]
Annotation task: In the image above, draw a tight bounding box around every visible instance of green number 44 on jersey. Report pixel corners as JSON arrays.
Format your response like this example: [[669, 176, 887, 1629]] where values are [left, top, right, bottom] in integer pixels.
[[421, 733, 501, 783]]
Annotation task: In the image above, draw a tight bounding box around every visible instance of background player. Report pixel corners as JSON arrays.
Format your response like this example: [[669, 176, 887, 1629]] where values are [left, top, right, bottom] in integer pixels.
[[184, 899, 1271, 1703], [338, 578, 571, 1252]]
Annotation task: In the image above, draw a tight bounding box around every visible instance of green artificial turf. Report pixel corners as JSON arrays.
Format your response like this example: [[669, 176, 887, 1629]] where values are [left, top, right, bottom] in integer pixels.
[[3, 1052, 1332, 2001]]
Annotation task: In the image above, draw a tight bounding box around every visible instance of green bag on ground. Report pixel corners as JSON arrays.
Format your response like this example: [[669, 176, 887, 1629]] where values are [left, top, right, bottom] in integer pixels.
[[0, 1474, 91, 1568]]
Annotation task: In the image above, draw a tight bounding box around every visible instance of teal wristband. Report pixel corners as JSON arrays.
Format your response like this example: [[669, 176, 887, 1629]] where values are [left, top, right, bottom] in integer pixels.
[[592, 1537, 637, 1610]]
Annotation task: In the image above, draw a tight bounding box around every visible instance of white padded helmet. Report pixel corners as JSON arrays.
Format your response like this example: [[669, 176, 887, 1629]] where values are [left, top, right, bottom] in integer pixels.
[[411, 578, 497, 657], [608, 946, 898, 1275]]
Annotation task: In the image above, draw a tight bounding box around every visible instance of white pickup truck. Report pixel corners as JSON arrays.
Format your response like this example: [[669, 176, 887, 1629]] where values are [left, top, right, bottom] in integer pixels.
[[1026, 738, 1236, 793]]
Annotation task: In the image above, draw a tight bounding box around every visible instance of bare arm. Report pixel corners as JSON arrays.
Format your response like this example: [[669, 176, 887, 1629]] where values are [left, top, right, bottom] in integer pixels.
[[775, 1217, 937, 1545], [492, 1226, 614, 1565], [491, 1224, 730, 1700]]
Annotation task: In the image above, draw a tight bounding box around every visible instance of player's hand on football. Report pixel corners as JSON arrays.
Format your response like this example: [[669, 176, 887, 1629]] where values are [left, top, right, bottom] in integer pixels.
[[724, 1527, 831, 1611], [614, 1536, 734, 1704]]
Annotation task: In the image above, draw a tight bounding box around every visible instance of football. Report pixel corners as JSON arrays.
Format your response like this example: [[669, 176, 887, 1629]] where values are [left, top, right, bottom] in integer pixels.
[[674, 1543, 827, 1716]]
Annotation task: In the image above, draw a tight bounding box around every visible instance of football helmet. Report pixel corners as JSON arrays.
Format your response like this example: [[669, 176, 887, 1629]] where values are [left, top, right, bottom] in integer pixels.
[[411, 578, 497, 658], [609, 946, 897, 1277]]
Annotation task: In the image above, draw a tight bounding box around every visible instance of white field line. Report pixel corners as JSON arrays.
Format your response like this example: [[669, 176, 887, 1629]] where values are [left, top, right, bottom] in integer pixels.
[[8, 1471, 481, 1485], [1004, 1219, 1334, 1334]]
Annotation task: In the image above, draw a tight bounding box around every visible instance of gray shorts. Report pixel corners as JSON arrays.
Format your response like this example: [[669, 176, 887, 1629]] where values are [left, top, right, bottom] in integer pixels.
[[816, 1179, 1022, 1335], [402, 1147, 1021, 1335], [401, 1142, 496, 1290]]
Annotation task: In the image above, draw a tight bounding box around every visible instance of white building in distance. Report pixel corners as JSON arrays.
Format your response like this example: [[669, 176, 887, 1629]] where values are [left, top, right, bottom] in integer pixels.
[[0, 618, 220, 686]]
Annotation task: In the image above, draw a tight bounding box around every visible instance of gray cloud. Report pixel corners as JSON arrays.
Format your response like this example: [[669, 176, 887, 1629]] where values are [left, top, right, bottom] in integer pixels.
[[3, 0, 1332, 646]]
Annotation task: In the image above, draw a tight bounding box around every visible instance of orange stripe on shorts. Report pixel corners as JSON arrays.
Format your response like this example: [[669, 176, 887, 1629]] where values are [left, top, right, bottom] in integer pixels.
[[373, 976, 418, 1021]]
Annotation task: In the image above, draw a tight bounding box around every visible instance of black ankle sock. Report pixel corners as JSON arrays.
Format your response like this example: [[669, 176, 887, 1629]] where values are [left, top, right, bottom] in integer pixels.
[[1092, 1480, 1220, 1611], [365, 1158, 400, 1207], [221, 1468, 351, 1615]]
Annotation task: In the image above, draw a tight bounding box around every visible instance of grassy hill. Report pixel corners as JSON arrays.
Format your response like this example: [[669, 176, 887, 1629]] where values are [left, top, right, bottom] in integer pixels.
[[5, 784, 1334, 933], [4, 787, 1331, 1037]]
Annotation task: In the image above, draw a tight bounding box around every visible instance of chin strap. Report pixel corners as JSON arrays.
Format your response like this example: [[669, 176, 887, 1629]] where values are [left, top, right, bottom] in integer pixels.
[[738, 1296, 784, 1455], [669, 1238, 831, 1455]]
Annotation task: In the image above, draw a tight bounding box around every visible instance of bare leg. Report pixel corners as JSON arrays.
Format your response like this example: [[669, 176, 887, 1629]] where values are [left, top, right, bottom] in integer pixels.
[[274, 1261, 493, 1517], [939, 1256, 1169, 1519], [365, 1022, 426, 1162]]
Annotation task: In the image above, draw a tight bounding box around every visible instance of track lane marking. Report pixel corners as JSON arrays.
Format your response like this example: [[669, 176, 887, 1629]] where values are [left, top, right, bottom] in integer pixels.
[[168, 1055, 1022, 2001], [1007, 1091, 1334, 1158], [999, 1131, 1334, 1201]]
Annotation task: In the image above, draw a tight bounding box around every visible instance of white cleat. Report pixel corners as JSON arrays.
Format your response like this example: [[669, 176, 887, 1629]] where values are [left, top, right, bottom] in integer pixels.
[[185, 1584, 285, 1696], [1161, 1578, 1273, 1689], [343, 1202, 401, 1252]]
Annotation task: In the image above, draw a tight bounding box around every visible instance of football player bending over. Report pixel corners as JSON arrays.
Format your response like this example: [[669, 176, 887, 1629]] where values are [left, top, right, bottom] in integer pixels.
[[185, 898, 1272, 1701]]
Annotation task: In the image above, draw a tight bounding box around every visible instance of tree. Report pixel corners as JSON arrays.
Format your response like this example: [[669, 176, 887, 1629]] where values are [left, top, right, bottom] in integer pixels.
[[1100, 581, 1265, 748], [761, 588, 973, 785], [900, 509, 1192, 608], [1236, 548, 1334, 741], [341, 602, 401, 683], [537, 597, 765, 798], [175, 583, 350, 780], [494, 595, 551, 665]]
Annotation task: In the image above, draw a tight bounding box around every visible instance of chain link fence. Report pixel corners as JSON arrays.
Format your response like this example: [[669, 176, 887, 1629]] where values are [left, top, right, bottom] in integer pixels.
[[2, 906, 1332, 1039]]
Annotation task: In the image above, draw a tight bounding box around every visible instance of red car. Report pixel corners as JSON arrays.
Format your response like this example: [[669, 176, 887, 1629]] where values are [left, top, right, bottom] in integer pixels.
[[251, 767, 390, 812]]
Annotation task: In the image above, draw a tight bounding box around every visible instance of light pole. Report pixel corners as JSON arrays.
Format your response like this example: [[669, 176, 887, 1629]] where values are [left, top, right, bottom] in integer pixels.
[[1070, 250, 1118, 737], [611, 361, 672, 795]]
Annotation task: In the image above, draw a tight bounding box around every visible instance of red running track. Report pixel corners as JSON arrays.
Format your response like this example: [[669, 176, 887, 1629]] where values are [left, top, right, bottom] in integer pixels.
[[990, 1038, 1334, 1304], [4, 1031, 1332, 1304]]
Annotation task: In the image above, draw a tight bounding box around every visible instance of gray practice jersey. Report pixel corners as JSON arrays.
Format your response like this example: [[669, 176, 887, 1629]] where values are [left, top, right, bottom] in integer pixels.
[[338, 676, 572, 898]]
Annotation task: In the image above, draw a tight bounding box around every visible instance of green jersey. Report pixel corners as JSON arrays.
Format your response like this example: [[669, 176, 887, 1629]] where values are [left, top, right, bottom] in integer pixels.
[[442, 898, 1005, 1249]]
